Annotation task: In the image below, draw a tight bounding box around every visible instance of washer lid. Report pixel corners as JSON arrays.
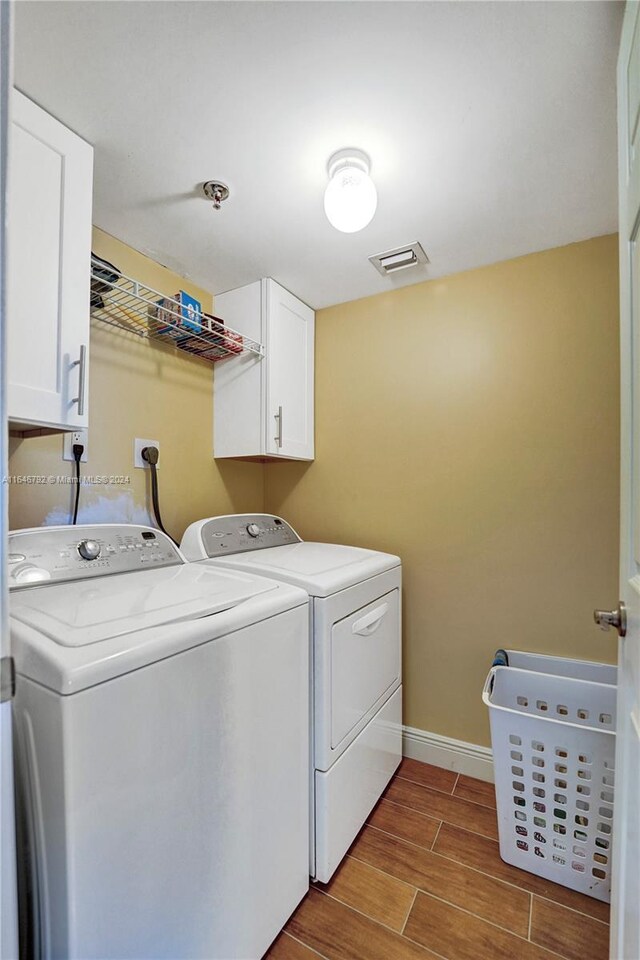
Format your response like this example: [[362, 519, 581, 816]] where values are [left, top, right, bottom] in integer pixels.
[[10, 563, 278, 646], [210, 542, 401, 597]]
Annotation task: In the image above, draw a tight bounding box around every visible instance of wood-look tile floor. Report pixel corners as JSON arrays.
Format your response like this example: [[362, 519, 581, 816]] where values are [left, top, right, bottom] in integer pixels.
[[265, 758, 610, 960]]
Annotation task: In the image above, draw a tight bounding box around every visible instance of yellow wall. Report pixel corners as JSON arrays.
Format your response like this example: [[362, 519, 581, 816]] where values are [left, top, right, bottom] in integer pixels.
[[8, 228, 264, 535], [264, 235, 620, 746]]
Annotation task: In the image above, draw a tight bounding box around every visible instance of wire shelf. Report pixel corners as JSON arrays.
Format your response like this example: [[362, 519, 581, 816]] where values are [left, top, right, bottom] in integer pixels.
[[90, 256, 263, 363]]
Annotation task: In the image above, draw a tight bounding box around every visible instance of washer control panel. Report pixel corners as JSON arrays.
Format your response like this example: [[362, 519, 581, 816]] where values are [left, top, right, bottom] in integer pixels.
[[8, 524, 183, 588], [200, 515, 300, 557]]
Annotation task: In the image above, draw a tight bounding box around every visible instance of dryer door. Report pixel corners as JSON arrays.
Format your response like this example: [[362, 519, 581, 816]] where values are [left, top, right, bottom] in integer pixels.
[[331, 589, 399, 749], [314, 567, 401, 771]]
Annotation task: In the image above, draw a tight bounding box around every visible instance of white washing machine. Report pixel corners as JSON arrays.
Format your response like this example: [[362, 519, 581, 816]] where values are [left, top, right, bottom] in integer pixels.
[[9, 524, 309, 960], [180, 515, 402, 882]]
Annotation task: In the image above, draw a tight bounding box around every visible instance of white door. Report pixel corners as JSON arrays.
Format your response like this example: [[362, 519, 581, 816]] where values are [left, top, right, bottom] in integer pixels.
[[7, 90, 92, 432], [609, 4, 640, 957], [265, 279, 315, 460], [0, 4, 19, 958]]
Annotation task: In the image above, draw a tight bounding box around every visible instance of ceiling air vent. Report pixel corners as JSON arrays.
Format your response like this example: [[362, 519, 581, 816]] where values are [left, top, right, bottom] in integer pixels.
[[369, 241, 429, 276]]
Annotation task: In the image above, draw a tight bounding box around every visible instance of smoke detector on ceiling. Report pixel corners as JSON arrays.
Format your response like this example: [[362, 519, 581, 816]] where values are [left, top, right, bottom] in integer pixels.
[[368, 241, 429, 276]]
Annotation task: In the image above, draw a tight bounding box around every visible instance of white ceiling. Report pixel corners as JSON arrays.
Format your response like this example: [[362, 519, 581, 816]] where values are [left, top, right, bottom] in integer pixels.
[[13, 1, 623, 309]]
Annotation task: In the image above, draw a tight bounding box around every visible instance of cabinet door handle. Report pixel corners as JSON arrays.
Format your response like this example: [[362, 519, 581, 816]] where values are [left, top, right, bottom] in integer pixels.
[[72, 344, 87, 416], [274, 405, 283, 448]]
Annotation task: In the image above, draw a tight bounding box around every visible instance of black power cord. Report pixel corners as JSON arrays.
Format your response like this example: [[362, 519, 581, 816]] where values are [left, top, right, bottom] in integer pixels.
[[71, 443, 84, 524], [141, 446, 178, 545]]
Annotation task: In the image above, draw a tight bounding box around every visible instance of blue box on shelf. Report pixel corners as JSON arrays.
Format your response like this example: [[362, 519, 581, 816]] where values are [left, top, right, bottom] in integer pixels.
[[176, 291, 202, 333], [155, 290, 202, 340]]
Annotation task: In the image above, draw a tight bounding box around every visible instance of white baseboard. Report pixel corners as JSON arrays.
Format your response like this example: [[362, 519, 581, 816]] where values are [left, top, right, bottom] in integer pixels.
[[402, 724, 494, 783]]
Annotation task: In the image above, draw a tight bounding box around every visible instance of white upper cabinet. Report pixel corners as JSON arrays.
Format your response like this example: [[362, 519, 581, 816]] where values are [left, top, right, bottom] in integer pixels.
[[7, 91, 93, 432], [214, 278, 314, 461]]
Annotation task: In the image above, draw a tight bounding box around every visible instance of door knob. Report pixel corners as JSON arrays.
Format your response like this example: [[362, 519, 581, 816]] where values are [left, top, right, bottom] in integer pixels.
[[594, 602, 627, 637]]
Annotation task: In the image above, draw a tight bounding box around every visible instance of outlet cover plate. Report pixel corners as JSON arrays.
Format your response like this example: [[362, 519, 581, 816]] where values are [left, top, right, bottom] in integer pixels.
[[134, 438, 160, 469], [63, 429, 88, 463]]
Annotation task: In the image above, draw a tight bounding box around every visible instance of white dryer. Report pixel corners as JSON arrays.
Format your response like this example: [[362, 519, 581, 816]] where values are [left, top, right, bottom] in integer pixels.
[[9, 524, 309, 960], [180, 515, 402, 882]]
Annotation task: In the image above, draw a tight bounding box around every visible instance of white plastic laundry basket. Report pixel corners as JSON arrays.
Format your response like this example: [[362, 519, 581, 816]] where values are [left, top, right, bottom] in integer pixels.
[[483, 655, 616, 902]]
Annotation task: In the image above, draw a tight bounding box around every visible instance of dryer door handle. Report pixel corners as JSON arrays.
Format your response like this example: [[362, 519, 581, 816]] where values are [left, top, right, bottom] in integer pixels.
[[352, 602, 389, 636]]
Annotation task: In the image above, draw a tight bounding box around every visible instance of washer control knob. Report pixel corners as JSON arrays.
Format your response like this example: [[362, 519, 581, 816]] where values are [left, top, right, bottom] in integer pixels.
[[246, 523, 261, 538], [77, 539, 101, 561]]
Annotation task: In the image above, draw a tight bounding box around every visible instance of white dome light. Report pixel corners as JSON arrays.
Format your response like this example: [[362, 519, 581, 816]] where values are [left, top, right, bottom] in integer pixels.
[[324, 148, 377, 233]]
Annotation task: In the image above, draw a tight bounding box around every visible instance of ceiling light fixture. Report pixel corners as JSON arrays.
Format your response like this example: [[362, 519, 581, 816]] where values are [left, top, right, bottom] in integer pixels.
[[324, 148, 377, 233]]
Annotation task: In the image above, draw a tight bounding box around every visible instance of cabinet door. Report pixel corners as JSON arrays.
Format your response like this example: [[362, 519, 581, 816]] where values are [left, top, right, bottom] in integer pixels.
[[213, 281, 264, 459], [265, 280, 314, 460], [7, 91, 93, 431]]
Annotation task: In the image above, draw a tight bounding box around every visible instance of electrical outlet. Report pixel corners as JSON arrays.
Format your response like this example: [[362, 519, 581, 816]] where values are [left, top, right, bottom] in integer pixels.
[[63, 429, 88, 463], [134, 438, 160, 469]]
